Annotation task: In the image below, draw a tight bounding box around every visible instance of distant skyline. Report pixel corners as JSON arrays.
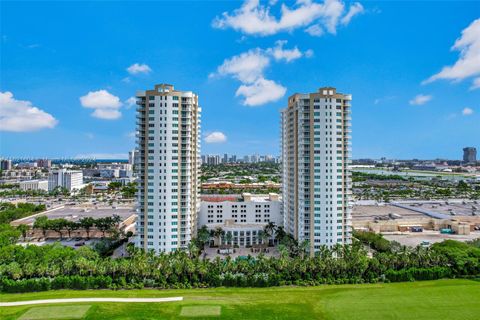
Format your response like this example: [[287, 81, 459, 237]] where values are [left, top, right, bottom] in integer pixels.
[[1, 1, 479, 160]]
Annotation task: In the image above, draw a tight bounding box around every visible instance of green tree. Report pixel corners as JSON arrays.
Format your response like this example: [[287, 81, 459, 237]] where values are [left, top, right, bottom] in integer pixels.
[[79, 217, 95, 239], [197, 225, 211, 251], [65, 221, 79, 238], [33, 216, 49, 238], [108, 182, 122, 192], [49, 218, 68, 239], [225, 232, 233, 247], [212, 227, 224, 246], [16, 224, 30, 242], [121, 182, 137, 198]]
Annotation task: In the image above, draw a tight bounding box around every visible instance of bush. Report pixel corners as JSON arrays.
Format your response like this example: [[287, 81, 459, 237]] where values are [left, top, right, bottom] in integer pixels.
[[1, 277, 51, 293], [354, 231, 391, 252], [1, 275, 114, 293], [385, 267, 452, 282]]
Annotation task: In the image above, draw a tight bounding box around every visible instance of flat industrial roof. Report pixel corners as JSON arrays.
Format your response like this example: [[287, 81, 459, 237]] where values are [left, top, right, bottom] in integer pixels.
[[353, 200, 480, 222], [352, 204, 429, 222], [392, 200, 479, 219]]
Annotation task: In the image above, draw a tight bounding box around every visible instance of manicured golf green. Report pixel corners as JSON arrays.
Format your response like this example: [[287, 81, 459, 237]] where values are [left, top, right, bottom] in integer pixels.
[[1, 279, 479, 319], [17, 305, 91, 320]]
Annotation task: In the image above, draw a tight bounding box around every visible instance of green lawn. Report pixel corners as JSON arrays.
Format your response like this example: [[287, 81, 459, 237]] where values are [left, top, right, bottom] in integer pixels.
[[17, 305, 91, 320], [1, 279, 479, 320]]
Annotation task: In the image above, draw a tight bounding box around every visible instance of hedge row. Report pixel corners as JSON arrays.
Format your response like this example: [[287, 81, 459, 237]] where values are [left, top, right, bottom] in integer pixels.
[[0, 267, 454, 293], [0, 275, 114, 293], [385, 267, 452, 282]]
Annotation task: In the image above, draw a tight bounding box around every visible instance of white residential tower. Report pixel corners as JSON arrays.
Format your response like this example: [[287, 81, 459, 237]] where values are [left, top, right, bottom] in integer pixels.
[[135, 84, 201, 253], [281, 87, 352, 253]]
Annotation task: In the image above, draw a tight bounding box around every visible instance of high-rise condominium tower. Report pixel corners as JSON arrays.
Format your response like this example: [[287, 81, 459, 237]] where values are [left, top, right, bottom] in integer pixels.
[[463, 147, 477, 163], [135, 84, 201, 253], [281, 87, 352, 253]]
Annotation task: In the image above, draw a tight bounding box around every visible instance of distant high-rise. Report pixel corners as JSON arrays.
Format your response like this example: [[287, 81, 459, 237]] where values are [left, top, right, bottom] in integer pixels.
[[135, 84, 201, 253], [281, 87, 352, 253], [207, 155, 220, 165], [1, 159, 12, 170], [37, 159, 51, 169], [128, 149, 138, 166], [463, 147, 477, 163], [223, 153, 228, 164], [48, 169, 83, 191]]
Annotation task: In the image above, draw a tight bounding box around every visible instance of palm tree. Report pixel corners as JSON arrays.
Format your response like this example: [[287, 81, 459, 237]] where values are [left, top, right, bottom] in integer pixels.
[[298, 240, 310, 259], [16, 224, 30, 242], [187, 241, 199, 259], [197, 225, 210, 250], [263, 222, 276, 246], [213, 227, 224, 246], [264, 222, 276, 236], [277, 244, 289, 259], [274, 226, 287, 243], [225, 232, 233, 247], [258, 230, 269, 245]]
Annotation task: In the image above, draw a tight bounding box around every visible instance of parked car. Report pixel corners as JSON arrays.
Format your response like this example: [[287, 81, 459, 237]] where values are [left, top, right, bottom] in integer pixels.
[[420, 240, 431, 247], [411, 226, 423, 232]]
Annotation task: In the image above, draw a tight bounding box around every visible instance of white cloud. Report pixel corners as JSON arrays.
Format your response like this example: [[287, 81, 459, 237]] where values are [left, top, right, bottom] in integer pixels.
[[0, 91, 58, 132], [462, 107, 474, 116], [80, 90, 122, 120], [304, 49, 314, 58], [80, 90, 121, 108], [74, 153, 128, 160], [236, 78, 286, 106], [267, 40, 303, 62], [126, 63, 152, 75], [424, 18, 480, 87], [341, 3, 364, 25], [91, 108, 122, 120], [204, 131, 227, 143], [125, 97, 136, 109], [374, 95, 396, 105], [409, 94, 432, 106], [214, 48, 270, 83], [305, 24, 324, 36], [470, 77, 480, 90], [212, 0, 364, 37], [212, 41, 310, 106]]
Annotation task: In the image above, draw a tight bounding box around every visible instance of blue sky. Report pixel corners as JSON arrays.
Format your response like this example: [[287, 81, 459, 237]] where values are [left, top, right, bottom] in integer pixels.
[[0, 0, 479, 160]]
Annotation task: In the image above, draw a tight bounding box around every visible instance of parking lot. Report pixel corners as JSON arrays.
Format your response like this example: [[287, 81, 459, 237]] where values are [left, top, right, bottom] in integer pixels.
[[17, 238, 101, 248], [383, 230, 480, 247]]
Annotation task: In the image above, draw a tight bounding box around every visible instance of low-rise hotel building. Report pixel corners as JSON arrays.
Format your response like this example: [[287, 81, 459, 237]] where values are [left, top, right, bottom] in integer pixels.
[[198, 193, 283, 247]]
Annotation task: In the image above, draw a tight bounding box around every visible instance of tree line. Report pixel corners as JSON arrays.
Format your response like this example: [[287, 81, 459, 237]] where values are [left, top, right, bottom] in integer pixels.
[[1, 230, 479, 293], [32, 215, 123, 239]]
